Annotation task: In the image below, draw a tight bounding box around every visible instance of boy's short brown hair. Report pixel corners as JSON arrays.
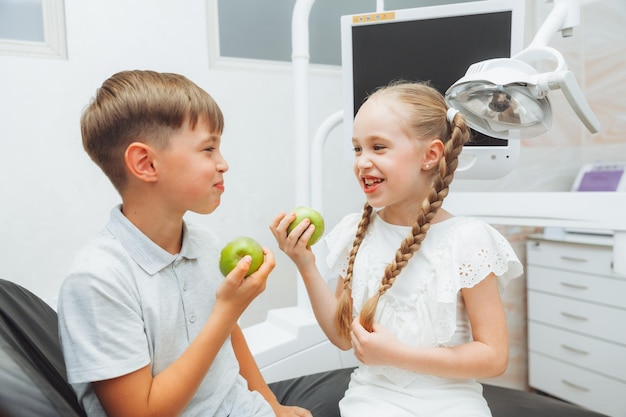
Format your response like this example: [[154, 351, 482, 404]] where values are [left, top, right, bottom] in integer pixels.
[[81, 70, 224, 193]]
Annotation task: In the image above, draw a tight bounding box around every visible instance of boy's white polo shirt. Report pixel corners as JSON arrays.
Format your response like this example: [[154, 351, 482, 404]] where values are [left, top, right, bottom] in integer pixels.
[[58, 205, 272, 417]]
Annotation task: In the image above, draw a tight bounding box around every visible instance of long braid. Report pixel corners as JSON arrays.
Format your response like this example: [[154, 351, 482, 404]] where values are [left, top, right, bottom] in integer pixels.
[[335, 202, 373, 340], [339, 81, 470, 334]]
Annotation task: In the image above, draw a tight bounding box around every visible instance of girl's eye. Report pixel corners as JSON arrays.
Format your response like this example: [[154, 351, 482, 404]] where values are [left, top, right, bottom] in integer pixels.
[[373, 144, 385, 151], [352, 146, 362, 153], [204, 147, 215, 152]]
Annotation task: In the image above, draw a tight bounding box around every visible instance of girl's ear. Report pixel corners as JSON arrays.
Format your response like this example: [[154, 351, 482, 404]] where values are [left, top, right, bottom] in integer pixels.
[[125, 142, 158, 183], [422, 139, 444, 170]]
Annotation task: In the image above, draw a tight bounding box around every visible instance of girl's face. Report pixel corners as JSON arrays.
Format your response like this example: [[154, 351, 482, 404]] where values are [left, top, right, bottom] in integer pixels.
[[352, 97, 435, 221]]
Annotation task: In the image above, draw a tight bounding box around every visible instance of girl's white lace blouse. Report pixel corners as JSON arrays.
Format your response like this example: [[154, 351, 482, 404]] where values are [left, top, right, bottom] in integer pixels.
[[323, 211, 523, 387]]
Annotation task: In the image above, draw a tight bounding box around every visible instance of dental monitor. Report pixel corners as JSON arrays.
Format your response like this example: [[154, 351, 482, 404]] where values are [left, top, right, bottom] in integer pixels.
[[340, 0, 525, 180]]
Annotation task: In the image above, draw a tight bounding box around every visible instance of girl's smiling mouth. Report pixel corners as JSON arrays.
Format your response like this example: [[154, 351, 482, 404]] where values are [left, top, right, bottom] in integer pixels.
[[362, 176, 383, 192]]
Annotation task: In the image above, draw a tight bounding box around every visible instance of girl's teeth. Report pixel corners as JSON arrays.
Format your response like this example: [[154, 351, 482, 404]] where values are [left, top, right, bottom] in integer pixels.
[[364, 178, 382, 187]]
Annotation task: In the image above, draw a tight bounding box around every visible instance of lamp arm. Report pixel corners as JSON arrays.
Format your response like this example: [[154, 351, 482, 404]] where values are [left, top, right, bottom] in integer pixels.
[[541, 70, 601, 133], [528, 0, 580, 49], [514, 45, 566, 72]]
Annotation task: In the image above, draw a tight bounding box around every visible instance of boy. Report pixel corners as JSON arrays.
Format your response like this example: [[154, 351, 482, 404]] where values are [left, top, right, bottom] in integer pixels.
[[57, 70, 310, 417]]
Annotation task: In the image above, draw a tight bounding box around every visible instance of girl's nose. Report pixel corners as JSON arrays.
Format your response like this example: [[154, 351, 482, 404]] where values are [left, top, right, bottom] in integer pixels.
[[356, 154, 373, 170]]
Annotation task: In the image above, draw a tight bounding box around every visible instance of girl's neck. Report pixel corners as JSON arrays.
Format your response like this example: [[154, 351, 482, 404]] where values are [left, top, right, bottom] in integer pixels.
[[378, 206, 453, 227], [378, 203, 422, 226]]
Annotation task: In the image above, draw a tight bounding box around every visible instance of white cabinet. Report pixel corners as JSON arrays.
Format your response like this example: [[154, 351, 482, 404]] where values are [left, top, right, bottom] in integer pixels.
[[526, 233, 626, 417]]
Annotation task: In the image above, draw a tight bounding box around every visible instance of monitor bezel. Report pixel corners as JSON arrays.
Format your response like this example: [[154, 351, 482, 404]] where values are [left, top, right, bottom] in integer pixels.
[[340, 0, 526, 180]]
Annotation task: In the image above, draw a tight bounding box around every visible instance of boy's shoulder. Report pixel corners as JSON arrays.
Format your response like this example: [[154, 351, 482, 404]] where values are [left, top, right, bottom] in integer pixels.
[[70, 226, 126, 270], [66, 216, 222, 277], [64, 204, 222, 271], [62, 225, 132, 288]]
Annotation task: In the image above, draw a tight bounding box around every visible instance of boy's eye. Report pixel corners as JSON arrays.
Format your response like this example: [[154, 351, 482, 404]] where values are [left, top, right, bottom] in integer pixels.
[[373, 144, 385, 151], [204, 147, 215, 152], [353, 146, 362, 153]]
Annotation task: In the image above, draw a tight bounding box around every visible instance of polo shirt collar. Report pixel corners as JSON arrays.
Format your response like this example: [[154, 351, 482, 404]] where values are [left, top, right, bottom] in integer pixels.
[[106, 205, 203, 276]]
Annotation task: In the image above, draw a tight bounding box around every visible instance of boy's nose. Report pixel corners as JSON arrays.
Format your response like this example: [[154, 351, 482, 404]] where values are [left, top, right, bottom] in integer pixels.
[[217, 154, 229, 173]]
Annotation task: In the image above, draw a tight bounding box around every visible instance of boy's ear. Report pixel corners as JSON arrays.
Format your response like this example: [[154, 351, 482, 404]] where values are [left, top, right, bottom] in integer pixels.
[[125, 142, 158, 183], [422, 139, 444, 170]]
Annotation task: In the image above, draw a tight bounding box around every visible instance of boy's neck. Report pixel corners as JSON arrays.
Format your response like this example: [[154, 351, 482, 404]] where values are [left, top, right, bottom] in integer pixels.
[[121, 203, 184, 255]]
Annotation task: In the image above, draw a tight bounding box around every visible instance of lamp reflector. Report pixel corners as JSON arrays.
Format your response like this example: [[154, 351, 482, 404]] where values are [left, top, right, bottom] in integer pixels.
[[446, 82, 552, 140]]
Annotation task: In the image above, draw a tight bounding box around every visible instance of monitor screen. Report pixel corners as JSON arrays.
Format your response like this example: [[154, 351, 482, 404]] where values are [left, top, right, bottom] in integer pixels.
[[341, 0, 525, 179]]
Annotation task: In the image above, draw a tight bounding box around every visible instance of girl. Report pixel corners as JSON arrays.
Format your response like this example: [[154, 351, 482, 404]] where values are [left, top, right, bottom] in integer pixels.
[[270, 81, 523, 416]]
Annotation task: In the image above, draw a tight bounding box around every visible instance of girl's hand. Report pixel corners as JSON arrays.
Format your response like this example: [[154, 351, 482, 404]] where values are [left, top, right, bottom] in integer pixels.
[[269, 212, 317, 270], [350, 317, 398, 367]]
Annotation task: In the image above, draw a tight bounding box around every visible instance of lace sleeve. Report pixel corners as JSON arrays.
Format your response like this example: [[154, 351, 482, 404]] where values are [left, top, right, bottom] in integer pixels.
[[437, 218, 523, 302], [431, 218, 523, 344], [465, 221, 523, 292]]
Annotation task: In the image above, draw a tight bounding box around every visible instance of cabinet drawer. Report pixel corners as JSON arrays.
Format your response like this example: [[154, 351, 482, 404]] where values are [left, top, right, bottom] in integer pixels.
[[528, 291, 626, 345], [529, 322, 626, 381], [527, 240, 614, 276], [527, 265, 626, 308], [529, 352, 626, 417]]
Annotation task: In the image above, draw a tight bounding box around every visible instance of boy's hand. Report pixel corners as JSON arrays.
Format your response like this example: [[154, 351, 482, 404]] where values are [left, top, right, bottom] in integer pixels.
[[272, 403, 312, 417], [216, 247, 275, 318], [270, 212, 316, 270]]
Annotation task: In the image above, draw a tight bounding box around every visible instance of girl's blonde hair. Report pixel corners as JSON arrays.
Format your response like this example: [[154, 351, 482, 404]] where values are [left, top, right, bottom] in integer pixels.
[[335, 81, 470, 339]]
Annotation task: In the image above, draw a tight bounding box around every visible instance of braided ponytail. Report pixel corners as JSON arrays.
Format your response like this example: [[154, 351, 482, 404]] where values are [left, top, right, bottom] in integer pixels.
[[335, 203, 373, 340]]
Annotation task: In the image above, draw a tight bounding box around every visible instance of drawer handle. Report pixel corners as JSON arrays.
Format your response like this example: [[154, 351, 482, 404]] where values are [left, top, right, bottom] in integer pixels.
[[561, 344, 589, 355], [561, 379, 590, 392], [561, 312, 588, 321], [560, 282, 588, 290], [560, 255, 588, 263]]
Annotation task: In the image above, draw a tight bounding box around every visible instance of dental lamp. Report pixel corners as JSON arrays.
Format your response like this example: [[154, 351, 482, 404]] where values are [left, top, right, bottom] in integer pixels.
[[445, 0, 601, 140]]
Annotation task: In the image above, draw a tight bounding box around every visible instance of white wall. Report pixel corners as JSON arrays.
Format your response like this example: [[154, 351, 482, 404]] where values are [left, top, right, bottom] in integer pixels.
[[0, 0, 361, 327]]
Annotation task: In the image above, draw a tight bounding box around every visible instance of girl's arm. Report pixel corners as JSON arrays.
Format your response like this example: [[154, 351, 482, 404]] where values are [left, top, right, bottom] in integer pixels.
[[92, 251, 275, 417], [350, 273, 509, 379], [270, 212, 352, 350]]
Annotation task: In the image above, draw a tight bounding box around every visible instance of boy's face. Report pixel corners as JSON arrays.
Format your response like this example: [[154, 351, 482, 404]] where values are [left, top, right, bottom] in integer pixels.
[[156, 118, 228, 216]]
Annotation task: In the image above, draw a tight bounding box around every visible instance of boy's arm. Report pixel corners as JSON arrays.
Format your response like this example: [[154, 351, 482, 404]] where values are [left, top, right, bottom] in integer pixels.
[[93, 307, 236, 417], [231, 325, 312, 417], [92, 252, 274, 417]]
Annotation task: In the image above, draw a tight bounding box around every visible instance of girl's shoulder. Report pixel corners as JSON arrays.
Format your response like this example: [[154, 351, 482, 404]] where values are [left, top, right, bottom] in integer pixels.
[[431, 216, 501, 245], [431, 216, 523, 291], [325, 212, 363, 244], [322, 212, 364, 278]]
